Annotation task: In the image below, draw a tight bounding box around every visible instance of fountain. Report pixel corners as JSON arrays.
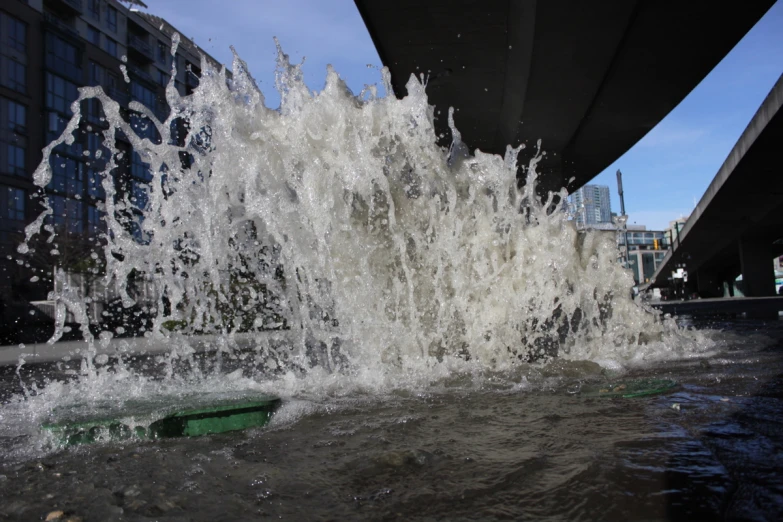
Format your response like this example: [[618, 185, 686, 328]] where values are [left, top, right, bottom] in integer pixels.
[[2, 40, 715, 458], [3, 37, 782, 522]]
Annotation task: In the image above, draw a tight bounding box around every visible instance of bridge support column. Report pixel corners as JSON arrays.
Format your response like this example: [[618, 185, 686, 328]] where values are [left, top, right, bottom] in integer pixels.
[[738, 237, 776, 297]]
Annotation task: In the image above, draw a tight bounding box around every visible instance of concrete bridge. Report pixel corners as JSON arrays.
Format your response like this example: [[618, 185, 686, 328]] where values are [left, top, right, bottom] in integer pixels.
[[648, 73, 783, 299], [354, 0, 774, 195]]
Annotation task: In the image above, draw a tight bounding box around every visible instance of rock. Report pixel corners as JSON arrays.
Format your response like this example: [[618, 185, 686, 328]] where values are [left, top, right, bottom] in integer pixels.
[[2, 501, 29, 516], [124, 485, 142, 498], [126, 499, 148, 512], [90, 505, 124, 520], [45, 511, 64, 521]]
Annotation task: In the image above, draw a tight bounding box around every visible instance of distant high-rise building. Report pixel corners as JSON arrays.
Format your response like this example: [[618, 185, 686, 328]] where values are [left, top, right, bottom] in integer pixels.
[[568, 184, 612, 227]]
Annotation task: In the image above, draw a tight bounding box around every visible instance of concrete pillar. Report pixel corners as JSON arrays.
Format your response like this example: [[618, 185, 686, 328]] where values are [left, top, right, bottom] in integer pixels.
[[738, 237, 776, 297]]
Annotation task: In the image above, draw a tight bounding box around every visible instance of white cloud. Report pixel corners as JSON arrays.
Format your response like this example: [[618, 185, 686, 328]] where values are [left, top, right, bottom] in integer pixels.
[[637, 122, 710, 148]]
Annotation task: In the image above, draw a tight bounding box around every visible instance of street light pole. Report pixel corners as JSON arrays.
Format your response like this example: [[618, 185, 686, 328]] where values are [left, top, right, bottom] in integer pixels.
[[616, 170, 629, 267]]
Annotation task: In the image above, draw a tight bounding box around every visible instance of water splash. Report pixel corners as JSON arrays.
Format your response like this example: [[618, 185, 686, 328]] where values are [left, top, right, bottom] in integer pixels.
[[15, 42, 714, 402]]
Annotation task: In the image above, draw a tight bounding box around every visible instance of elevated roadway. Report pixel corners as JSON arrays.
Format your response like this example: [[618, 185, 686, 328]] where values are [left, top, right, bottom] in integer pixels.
[[354, 0, 774, 194], [649, 73, 783, 299]]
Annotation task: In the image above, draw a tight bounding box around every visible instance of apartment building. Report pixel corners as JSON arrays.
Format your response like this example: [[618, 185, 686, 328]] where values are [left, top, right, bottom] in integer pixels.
[[0, 0, 228, 341]]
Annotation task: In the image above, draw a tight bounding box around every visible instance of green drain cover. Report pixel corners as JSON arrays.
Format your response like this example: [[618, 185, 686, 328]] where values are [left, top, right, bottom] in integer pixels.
[[41, 395, 281, 446], [580, 378, 678, 398]]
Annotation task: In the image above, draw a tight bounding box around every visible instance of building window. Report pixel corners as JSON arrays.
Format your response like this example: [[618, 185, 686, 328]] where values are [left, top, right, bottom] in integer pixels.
[[47, 111, 70, 145], [130, 151, 152, 182], [89, 61, 104, 85], [107, 6, 118, 32], [157, 70, 168, 87], [47, 34, 81, 80], [46, 74, 79, 115], [88, 26, 101, 46], [2, 58, 26, 93], [5, 186, 25, 221], [104, 38, 118, 58], [130, 113, 160, 143], [158, 41, 171, 67], [6, 15, 27, 53], [47, 195, 65, 229], [86, 132, 102, 154], [88, 204, 105, 235], [47, 195, 83, 235], [129, 152, 151, 209], [85, 132, 109, 170], [67, 198, 84, 234], [48, 35, 80, 66], [130, 179, 149, 211], [49, 154, 84, 197], [88, 0, 101, 21], [87, 168, 106, 199], [130, 82, 156, 109], [84, 98, 104, 125], [4, 143, 25, 177], [3, 98, 26, 132]]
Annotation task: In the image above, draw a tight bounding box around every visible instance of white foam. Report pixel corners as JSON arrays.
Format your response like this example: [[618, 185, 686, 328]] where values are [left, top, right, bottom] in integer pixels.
[[6, 42, 725, 450]]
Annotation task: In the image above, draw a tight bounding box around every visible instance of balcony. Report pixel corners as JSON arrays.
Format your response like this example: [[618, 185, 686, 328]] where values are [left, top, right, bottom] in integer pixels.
[[43, 12, 80, 39], [128, 34, 155, 63], [44, 0, 83, 16], [107, 87, 130, 107], [128, 65, 154, 85], [46, 54, 82, 83]]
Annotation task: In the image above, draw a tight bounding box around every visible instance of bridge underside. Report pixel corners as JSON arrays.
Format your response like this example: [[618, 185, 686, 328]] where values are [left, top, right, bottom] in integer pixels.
[[355, 0, 773, 194]]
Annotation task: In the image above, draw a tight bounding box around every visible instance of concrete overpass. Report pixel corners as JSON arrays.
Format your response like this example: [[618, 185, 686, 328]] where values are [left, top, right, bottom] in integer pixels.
[[648, 73, 783, 299], [354, 0, 775, 195]]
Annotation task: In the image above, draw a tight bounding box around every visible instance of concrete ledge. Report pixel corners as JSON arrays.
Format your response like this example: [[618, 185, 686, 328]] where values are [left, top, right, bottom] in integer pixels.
[[650, 296, 783, 317], [0, 331, 292, 367]]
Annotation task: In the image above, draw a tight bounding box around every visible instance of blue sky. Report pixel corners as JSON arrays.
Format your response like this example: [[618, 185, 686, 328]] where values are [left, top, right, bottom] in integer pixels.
[[137, 0, 783, 231]]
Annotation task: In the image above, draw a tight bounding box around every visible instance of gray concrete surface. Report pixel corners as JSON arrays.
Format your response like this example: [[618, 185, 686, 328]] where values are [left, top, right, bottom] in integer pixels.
[[650, 296, 783, 317], [355, 0, 773, 194], [0, 332, 275, 366]]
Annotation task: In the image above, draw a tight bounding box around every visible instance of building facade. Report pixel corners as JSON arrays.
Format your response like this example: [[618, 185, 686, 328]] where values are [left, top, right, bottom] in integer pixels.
[[0, 0, 227, 341], [568, 184, 612, 227], [578, 222, 670, 285], [619, 229, 670, 285]]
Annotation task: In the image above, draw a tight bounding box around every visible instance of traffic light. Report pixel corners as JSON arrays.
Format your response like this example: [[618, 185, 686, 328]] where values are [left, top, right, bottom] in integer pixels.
[[653, 239, 659, 250]]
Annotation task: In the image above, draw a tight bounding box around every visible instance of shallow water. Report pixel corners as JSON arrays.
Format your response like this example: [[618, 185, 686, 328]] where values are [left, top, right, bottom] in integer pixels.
[[1, 318, 781, 522]]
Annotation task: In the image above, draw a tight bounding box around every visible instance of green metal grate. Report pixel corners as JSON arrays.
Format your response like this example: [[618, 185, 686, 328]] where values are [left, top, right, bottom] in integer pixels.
[[41, 396, 281, 446], [580, 378, 678, 398]]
